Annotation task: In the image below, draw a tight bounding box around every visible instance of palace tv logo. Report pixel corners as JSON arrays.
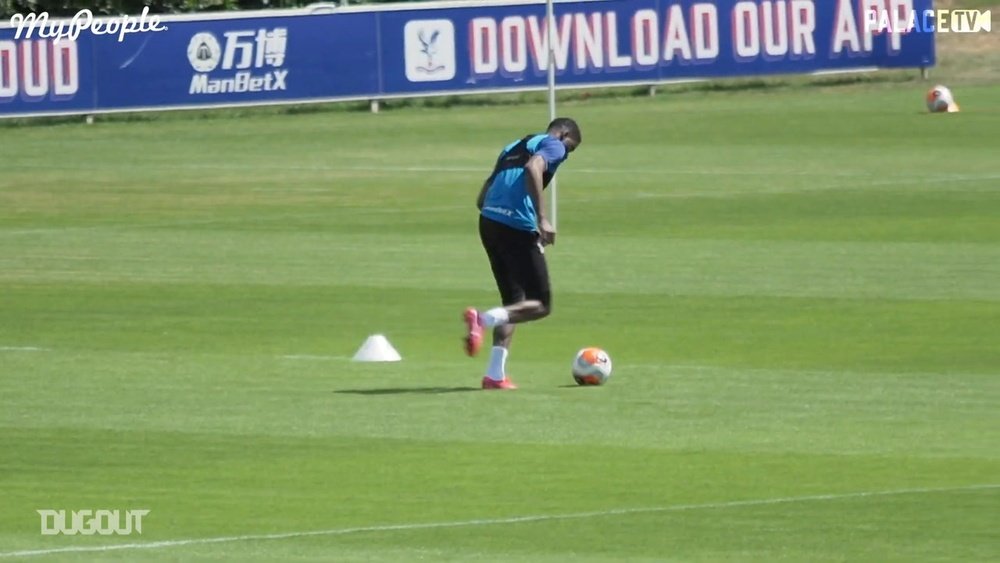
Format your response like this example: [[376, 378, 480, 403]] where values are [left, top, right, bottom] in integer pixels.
[[866, 9, 992, 33], [404, 19, 455, 82]]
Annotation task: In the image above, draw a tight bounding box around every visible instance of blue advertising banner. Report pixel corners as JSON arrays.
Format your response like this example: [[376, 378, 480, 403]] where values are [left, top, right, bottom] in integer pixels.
[[0, 12, 380, 116], [382, 0, 936, 93], [91, 12, 379, 109], [0, 34, 97, 114], [0, 0, 935, 118]]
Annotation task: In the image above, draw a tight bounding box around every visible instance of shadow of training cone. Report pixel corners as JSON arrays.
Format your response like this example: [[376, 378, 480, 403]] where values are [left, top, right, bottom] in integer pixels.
[[352, 334, 402, 362]]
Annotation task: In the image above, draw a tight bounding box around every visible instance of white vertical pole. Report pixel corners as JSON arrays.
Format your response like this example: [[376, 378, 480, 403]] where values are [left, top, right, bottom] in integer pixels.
[[546, 0, 558, 230]]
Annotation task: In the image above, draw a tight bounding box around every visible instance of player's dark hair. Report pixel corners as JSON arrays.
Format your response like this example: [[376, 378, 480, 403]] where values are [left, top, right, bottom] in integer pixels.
[[547, 117, 581, 144]]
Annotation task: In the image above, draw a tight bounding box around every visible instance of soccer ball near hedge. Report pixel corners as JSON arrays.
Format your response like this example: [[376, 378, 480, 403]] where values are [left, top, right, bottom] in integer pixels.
[[572, 347, 612, 386]]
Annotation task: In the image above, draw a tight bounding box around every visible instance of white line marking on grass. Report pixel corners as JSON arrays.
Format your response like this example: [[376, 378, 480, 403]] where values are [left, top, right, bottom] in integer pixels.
[[0, 348, 353, 361], [2, 483, 995, 558], [2, 173, 998, 237], [8, 161, 999, 181], [3, 162, 868, 177]]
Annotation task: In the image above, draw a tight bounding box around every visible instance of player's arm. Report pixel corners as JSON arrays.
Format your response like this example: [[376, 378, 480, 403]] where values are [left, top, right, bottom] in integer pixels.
[[475, 178, 490, 210], [524, 155, 555, 245]]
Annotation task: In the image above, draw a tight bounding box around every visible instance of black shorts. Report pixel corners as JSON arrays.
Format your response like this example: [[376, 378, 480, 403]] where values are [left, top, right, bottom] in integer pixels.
[[479, 215, 551, 308]]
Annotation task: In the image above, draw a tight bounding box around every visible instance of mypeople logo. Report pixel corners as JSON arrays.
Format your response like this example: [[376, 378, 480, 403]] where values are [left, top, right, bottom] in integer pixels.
[[37, 509, 150, 536], [9, 7, 167, 43]]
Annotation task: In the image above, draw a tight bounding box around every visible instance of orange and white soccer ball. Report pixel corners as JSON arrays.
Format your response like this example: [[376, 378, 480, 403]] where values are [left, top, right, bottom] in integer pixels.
[[572, 347, 612, 385], [926, 85, 959, 113]]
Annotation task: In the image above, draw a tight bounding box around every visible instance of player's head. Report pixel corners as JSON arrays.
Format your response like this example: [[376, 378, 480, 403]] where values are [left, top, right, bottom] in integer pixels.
[[547, 117, 581, 153]]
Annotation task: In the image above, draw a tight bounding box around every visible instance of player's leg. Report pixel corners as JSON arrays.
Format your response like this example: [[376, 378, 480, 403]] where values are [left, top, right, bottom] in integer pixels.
[[466, 218, 524, 389], [478, 230, 550, 389], [482, 239, 550, 388], [486, 232, 551, 325], [492, 323, 514, 348], [480, 241, 523, 388], [481, 323, 516, 389], [509, 236, 552, 323], [483, 298, 548, 324], [476, 231, 550, 329], [465, 217, 521, 357], [466, 223, 550, 340]]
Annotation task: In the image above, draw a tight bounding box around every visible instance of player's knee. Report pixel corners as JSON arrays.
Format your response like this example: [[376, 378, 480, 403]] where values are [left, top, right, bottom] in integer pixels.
[[538, 295, 552, 318]]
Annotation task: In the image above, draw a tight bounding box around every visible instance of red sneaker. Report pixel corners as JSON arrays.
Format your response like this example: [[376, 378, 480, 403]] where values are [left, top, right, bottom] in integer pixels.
[[463, 308, 483, 356], [481, 376, 518, 390]]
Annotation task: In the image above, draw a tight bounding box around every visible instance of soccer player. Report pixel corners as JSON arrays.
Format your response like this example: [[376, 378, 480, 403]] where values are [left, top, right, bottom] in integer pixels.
[[463, 117, 582, 390]]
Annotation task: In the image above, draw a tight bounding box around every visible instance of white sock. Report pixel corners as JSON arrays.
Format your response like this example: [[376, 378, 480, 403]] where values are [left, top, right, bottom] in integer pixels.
[[486, 346, 508, 381], [480, 307, 510, 328]]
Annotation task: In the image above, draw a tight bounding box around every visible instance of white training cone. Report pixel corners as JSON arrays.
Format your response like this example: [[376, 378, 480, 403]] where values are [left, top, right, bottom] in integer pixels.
[[352, 334, 402, 362]]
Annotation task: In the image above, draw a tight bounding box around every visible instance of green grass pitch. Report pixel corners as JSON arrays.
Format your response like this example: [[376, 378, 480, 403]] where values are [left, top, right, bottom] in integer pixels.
[[1, 82, 998, 561]]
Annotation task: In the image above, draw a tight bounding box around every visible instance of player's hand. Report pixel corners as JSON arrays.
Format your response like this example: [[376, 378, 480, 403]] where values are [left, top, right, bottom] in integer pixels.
[[538, 217, 556, 246]]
